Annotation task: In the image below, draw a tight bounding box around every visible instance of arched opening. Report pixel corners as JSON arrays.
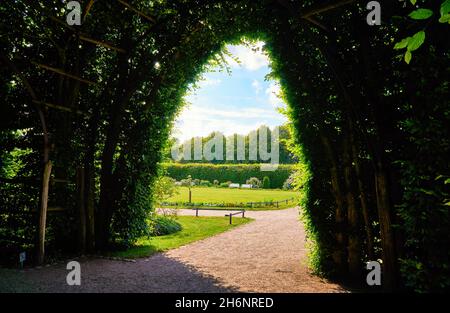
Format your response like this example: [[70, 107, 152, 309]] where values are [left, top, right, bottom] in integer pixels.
[[173, 40, 287, 149], [169, 39, 289, 165], [1, 1, 449, 293]]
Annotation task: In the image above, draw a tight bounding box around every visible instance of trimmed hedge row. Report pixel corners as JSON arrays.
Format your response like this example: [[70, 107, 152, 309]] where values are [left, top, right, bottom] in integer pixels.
[[161, 163, 295, 189]]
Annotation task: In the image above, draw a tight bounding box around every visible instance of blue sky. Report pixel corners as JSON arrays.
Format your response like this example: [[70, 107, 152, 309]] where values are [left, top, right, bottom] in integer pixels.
[[172, 41, 288, 141]]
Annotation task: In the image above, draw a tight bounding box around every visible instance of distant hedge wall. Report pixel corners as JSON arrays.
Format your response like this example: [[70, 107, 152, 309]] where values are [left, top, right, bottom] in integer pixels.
[[161, 163, 295, 189]]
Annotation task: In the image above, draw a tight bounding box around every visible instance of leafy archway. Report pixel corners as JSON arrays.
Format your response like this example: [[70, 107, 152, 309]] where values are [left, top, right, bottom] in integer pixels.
[[1, 1, 449, 292]]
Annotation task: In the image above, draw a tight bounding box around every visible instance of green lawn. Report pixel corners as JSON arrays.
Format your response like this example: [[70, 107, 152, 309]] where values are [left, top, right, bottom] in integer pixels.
[[161, 186, 299, 210], [109, 215, 252, 259]]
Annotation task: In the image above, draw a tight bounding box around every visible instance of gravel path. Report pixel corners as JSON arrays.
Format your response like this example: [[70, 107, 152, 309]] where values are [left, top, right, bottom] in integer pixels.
[[0, 208, 346, 293]]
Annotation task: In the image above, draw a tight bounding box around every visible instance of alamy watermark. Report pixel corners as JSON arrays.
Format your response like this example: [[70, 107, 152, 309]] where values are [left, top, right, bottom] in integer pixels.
[[366, 260, 382, 286], [66, 261, 81, 285], [66, 1, 82, 26], [366, 1, 381, 26]]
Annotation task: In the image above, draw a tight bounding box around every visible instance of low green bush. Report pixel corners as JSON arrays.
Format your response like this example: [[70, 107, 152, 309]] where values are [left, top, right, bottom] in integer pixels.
[[199, 180, 212, 186], [149, 215, 182, 236], [219, 181, 231, 188], [262, 176, 271, 189]]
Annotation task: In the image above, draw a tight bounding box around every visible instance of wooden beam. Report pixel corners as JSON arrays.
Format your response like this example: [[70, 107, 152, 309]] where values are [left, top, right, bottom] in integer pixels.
[[48, 16, 126, 53], [47, 207, 67, 212], [49, 15, 75, 29], [32, 206, 67, 213], [33, 100, 88, 115], [300, 0, 357, 18], [117, 0, 156, 23], [52, 178, 72, 184], [32, 62, 96, 85], [83, 0, 96, 20], [278, 0, 351, 32], [304, 16, 329, 32], [79, 35, 126, 53]]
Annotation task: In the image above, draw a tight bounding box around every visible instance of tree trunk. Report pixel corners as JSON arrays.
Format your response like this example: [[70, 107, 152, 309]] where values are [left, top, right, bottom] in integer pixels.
[[321, 134, 347, 276], [374, 161, 397, 290], [351, 141, 374, 260], [85, 166, 95, 252], [343, 136, 361, 279], [353, 9, 398, 288], [96, 92, 135, 248]]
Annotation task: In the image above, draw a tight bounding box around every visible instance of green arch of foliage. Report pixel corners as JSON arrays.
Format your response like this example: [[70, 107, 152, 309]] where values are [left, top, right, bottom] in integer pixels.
[[1, 1, 449, 292]]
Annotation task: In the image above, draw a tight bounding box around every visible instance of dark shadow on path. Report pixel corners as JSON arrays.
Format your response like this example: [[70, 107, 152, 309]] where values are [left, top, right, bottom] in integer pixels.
[[0, 254, 237, 293]]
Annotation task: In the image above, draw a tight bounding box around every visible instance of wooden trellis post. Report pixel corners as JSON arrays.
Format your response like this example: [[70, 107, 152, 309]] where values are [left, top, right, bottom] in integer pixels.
[[37, 161, 52, 265], [85, 168, 95, 252], [76, 167, 87, 254]]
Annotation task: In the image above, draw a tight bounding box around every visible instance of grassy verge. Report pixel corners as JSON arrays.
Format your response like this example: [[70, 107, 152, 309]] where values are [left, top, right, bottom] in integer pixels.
[[160, 204, 293, 211], [109, 215, 253, 259]]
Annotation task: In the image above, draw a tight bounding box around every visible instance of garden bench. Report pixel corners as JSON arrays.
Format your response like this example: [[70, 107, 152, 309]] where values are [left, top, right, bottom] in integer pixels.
[[192, 207, 245, 224]]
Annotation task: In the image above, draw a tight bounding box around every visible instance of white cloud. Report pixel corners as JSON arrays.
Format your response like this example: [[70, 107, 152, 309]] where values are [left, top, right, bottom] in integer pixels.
[[252, 79, 262, 94], [198, 77, 222, 87], [225, 41, 269, 71], [179, 106, 278, 120], [173, 105, 287, 141]]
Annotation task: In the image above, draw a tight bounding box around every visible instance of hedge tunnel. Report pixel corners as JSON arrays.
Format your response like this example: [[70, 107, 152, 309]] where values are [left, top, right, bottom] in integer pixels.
[[0, 0, 449, 292]]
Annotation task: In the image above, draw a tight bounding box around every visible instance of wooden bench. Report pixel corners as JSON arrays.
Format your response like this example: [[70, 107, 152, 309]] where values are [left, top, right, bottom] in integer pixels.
[[192, 208, 245, 224], [224, 211, 245, 224]]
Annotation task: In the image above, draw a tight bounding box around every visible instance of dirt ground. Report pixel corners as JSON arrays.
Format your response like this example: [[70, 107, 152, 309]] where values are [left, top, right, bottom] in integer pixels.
[[0, 207, 346, 293]]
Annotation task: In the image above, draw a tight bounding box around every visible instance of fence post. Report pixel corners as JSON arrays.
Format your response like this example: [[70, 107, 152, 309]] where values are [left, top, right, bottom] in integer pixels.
[[196, 208, 198, 217], [229, 213, 232, 225]]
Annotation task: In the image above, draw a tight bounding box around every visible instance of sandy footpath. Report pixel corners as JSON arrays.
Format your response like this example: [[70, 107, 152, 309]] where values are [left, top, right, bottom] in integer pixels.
[[0, 208, 346, 293]]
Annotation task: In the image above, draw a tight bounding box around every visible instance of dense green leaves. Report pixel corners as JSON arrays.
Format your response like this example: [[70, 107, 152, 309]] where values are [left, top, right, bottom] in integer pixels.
[[395, 31, 426, 63], [441, 0, 450, 15], [439, 0, 450, 23], [394, 0, 448, 63], [409, 8, 433, 20]]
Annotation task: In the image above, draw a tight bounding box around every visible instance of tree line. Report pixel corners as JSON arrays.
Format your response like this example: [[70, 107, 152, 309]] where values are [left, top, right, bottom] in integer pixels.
[[165, 125, 297, 164]]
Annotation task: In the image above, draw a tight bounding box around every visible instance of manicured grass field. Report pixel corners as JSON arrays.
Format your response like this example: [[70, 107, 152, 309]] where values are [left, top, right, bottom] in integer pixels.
[[110, 215, 252, 259], [162, 186, 299, 210]]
